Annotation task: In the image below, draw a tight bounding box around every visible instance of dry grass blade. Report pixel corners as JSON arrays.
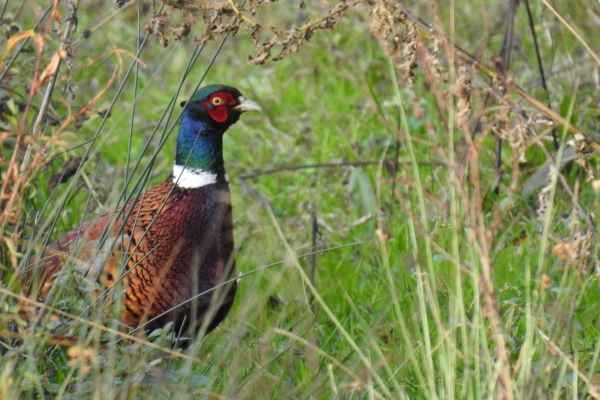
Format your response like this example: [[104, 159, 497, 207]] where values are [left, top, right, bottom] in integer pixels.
[[539, 330, 600, 399], [0, 287, 202, 363]]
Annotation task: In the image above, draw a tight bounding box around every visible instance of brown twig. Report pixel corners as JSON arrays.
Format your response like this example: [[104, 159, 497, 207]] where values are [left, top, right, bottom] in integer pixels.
[[309, 206, 317, 293], [30, 0, 78, 137], [237, 160, 443, 181]]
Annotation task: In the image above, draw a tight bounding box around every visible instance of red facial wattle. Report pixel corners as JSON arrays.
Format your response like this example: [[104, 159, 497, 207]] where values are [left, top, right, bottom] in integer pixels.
[[202, 91, 237, 123], [206, 105, 228, 123]]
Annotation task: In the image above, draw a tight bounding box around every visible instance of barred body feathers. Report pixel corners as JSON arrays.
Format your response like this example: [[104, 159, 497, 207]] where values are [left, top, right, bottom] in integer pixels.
[[22, 85, 262, 336]]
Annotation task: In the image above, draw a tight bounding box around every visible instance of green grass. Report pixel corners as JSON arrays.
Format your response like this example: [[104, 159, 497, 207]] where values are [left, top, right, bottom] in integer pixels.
[[3, 0, 600, 398]]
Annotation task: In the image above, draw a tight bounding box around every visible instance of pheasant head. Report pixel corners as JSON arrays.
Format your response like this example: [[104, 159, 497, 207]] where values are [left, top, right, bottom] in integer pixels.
[[174, 85, 262, 188]]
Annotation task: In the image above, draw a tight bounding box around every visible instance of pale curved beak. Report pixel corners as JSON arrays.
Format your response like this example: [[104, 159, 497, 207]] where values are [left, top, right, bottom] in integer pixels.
[[235, 96, 262, 113]]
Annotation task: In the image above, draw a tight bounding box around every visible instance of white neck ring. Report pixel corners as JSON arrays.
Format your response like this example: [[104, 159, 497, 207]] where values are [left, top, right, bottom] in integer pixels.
[[172, 164, 220, 188]]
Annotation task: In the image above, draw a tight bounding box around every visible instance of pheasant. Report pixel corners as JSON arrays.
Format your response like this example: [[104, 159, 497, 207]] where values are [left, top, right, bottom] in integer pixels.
[[22, 84, 261, 336]]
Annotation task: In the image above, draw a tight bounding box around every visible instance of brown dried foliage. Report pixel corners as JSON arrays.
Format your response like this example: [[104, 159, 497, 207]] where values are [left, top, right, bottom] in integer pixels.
[[137, 0, 397, 65], [455, 65, 472, 128], [368, 0, 417, 83]]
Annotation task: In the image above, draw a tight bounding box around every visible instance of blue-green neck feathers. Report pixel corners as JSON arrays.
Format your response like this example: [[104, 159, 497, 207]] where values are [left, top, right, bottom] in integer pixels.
[[175, 115, 225, 175]]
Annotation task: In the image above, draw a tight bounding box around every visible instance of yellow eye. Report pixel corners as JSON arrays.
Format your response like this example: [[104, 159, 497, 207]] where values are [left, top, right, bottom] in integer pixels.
[[211, 97, 223, 106]]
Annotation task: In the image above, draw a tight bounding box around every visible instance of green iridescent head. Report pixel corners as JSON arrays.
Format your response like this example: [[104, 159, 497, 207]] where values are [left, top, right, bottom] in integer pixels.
[[175, 85, 262, 178]]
